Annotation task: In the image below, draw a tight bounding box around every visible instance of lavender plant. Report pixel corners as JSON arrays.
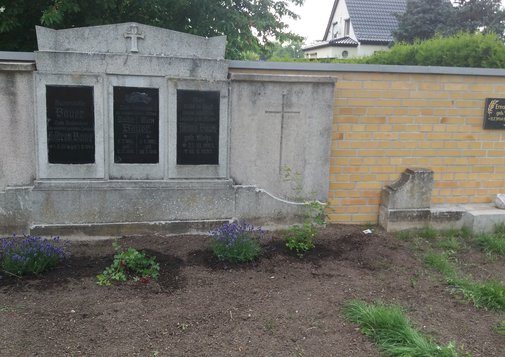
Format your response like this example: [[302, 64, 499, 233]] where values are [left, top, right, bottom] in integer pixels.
[[209, 221, 264, 263], [0, 234, 66, 276]]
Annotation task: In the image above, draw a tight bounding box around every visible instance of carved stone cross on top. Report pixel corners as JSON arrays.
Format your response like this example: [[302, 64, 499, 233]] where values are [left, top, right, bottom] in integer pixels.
[[124, 25, 144, 53], [265, 92, 301, 173]]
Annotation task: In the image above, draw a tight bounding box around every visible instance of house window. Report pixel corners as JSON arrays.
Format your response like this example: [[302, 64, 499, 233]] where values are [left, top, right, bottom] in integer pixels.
[[332, 21, 338, 38], [344, 19, 350, 36]]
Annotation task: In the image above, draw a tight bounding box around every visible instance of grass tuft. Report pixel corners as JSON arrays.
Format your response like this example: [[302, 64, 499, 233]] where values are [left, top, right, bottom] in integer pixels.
[[459, 226, 473, 240], [396, 230, 414, 241], [452, 278, 505, 310], [343, 300, 459, 357], [424, 252, 505, 310], [475, 233, 505, 256], [498, 320, 505, 336], [436, 237, 461, 252], [418, 227, 438, 240], [424, 252, 457, 278], [494, 223, 505, 235]]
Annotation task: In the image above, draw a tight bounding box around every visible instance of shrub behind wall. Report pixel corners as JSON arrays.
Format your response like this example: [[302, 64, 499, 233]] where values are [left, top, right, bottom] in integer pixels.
[[357, 33, 505, 68]]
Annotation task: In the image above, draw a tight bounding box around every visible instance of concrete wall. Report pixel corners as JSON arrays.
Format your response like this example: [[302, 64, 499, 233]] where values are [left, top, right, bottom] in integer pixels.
[[4, 53, 505, 232], [357, 44, 389, 57], [0, 62, 36, 233], [304, 46, 358, 59], [229, 74, 335, 202], [0, 52, 335, 235], [0, 63, 36, 190], [229, 62, 505, 224], [331, 70, 505, 223]]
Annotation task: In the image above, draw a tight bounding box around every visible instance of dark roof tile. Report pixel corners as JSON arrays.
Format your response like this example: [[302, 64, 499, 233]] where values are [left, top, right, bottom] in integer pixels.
[[329, 36, 359, 47], [346, 0, 407, 43]]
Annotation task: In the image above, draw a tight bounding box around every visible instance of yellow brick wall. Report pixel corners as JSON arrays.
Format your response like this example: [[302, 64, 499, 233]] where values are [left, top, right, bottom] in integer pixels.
[[331, 72, 505, 224], [229, 67, 505, 224]]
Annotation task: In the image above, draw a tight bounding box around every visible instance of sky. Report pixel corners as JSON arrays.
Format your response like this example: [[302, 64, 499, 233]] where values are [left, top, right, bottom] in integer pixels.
[[286, 0, 335, 44]]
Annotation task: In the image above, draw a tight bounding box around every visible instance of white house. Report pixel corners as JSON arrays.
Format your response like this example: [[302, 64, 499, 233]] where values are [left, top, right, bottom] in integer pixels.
[[303, 0, 407, 59]]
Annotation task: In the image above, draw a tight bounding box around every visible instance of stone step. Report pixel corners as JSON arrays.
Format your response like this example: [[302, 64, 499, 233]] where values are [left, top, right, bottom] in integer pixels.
[[382, 203, 505, 233], [463, 204, 505, 234]]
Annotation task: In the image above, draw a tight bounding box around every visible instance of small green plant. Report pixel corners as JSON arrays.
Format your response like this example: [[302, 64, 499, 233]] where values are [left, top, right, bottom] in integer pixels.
[[0, 305, 15, 313], [343, 300, 460, 357], [0, 234, 66, 276], [498, 320, 505, 335], [177, 322, 191, 332], [96, 242, 159, 286], [306, 200, 326, 225], [293, 347, 305, 357], [284, 223, 316, 257], [263, 319, 276, 335], [284, 201, 326, 257], [209, 221, 264, 263], [282, 166, 304, 200]]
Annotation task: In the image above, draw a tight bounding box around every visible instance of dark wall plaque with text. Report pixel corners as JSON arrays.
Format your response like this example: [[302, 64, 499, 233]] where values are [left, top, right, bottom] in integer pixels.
[[484, 98, 505, 129], [177, 90, 220, 165], [46, 86, 95, 164], [114, 87, 159, 164]]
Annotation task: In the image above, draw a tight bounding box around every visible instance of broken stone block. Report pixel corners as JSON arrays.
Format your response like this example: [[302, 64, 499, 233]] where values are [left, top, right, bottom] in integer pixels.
[[495, 194, 505, 209], [380, 168, 434, 210]]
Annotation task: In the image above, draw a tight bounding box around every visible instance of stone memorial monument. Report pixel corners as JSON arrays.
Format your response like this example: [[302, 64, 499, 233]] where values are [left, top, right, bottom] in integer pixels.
[[0, 23, 335, 236]]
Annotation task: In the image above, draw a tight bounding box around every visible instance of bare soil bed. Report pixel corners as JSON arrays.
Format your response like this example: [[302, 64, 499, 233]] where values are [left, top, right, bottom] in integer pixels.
[[1, 224, 504, 356]]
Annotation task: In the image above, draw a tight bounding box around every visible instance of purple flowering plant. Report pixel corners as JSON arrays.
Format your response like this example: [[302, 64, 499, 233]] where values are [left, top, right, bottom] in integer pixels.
[[0, 234, 66, 276], [209, 221, 265, 263]]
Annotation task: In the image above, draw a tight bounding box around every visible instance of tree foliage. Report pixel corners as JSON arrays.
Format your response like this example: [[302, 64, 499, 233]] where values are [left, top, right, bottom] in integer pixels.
[[451, 0, 505, 36], [393, 0, 454, 43], [265, 39, 304, 61], [394, 0, 505, 43], [358, 32, 505, 68], [0, 0, 304, 59]]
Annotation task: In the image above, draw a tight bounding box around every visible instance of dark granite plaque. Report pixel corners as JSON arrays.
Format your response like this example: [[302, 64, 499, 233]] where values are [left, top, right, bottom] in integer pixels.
[[177, 90, 220, 165], [46, 86, 95, 164], [484, 98, 505, 129], [114, 87, 159, 164]]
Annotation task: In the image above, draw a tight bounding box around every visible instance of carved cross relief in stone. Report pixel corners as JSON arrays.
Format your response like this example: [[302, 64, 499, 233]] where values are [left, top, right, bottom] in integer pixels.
[[265, 92, 301, 173], [124, 25, 144, 53]]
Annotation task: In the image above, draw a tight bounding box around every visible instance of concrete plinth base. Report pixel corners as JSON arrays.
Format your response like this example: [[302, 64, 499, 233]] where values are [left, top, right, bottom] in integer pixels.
[[1, 180, 309, 237]]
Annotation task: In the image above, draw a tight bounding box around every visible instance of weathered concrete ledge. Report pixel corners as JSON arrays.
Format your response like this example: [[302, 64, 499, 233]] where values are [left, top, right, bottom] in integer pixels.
[[381, 203, 505, 234], [5, 52, 505, 78], [30, 219, 228, 237], [0, 62, 36, 71]]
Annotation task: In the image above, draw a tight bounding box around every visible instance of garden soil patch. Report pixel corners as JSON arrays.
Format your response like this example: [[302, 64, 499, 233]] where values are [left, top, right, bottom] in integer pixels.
[[1, 225, 504, 356]]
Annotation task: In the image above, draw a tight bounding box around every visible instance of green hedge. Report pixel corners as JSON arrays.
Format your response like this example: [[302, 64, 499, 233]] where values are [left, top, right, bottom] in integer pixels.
[[349, 33, 505, 68]]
